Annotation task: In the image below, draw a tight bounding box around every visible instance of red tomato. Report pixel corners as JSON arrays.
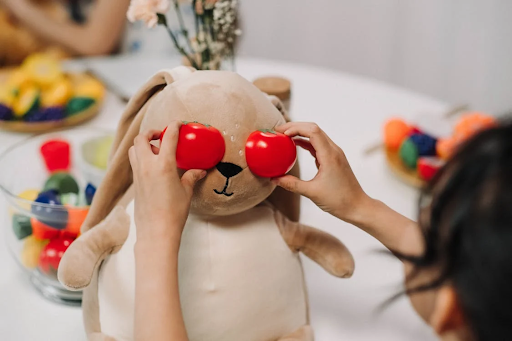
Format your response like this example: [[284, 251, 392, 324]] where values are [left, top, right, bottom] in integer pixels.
[[160, 122, 225, 170], [38, 236, 74, 276], [245, 130, 297, 178]]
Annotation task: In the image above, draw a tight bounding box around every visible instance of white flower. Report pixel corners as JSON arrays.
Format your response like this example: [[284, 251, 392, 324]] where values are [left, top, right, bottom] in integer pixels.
[[212, 0, 240, 50], [127, 0, 171, 28]]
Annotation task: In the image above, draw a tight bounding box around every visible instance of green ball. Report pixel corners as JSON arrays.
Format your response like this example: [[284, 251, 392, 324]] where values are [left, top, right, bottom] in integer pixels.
[[44, 172, 79, 195], [66, 97, 95, 116], [400, 138, 419, 169], [12, 214, 32, 240]]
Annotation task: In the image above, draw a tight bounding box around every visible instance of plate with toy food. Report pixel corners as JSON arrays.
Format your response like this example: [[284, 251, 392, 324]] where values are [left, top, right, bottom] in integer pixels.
[[0, 128, 113, 304], [0, 53, 105, 133], [383, 112, 496, 188]]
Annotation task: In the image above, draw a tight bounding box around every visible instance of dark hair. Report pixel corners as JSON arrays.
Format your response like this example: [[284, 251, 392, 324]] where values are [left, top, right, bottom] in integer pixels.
[[402, 121, 512, 340]]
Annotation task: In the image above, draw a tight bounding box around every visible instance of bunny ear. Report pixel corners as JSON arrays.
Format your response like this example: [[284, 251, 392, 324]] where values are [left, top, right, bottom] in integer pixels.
[[266, 95, 301, 222], [267, 95, 290, 121], [82, 66, 196, 233]]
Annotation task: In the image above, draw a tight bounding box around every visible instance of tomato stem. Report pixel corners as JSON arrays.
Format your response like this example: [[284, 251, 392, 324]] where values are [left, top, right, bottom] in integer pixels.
[[182, 120, 211, 128]]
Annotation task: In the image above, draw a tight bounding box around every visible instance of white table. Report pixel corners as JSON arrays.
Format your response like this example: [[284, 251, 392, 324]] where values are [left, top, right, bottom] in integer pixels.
[[0, 56, 446, 341]]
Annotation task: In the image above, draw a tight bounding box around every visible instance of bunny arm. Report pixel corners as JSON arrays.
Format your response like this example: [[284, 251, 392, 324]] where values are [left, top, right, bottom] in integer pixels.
[[58, 206, 131, 290], [274, 209, 355, 278]]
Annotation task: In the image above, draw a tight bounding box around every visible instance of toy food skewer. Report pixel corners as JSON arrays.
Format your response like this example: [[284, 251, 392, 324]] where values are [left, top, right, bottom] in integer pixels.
[[363, 103, 470, 156]]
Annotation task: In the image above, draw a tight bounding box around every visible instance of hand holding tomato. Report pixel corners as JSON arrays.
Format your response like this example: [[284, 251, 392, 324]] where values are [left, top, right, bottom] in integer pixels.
[[160, 122, 225, 170], [130, 122, 207, 245], [271, 122, 369, 224]]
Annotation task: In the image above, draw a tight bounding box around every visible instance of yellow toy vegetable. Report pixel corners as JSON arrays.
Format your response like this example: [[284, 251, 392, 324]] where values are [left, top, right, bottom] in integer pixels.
[[22, 53, 62, 88], [41, 77, 73, 107], [0, 85, 16, 107], [6, 69, 33, 93], [73, 77, 105, 101], [13, 86, 40, 118]]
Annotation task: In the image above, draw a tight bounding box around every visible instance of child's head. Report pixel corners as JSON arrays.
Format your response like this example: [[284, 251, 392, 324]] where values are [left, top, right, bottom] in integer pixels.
[[407, 122, 512, 341]]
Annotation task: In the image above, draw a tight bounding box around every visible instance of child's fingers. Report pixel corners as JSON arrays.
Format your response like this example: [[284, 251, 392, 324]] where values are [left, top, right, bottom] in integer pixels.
[[159, 121, 183, 163], [295, 139, 320, 169], [271, 175, 310, 196], [276, 122, 332, 161], [150, 144, 160, 155], [181, 169, 207, 195], [134, 130, 161, 159], [294, 138, 317, 158], [274, 122, 294, 133], [276, 122, 325, 139]]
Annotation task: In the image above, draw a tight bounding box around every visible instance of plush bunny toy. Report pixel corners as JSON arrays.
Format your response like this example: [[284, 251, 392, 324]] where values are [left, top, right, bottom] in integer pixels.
[[58, 67, 355, 341]]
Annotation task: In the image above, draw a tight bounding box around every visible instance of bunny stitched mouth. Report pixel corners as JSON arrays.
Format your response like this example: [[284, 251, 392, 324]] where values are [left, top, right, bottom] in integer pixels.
[[214, 178, 234, 197]]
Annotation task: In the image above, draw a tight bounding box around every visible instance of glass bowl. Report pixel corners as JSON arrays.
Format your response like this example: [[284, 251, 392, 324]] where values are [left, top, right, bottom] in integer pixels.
[[0, 128, 113, 305]]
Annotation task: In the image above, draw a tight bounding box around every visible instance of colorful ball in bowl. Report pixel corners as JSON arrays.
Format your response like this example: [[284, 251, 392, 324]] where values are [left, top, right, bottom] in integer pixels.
[[0, 128, 113, 305]]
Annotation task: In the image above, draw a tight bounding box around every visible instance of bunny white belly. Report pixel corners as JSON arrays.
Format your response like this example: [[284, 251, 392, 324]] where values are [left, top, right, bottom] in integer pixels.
[[98, 201, 308, 341]]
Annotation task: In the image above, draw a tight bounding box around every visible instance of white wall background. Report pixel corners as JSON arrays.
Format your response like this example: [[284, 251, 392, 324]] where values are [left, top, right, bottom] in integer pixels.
[[237, 0, 512, 114]]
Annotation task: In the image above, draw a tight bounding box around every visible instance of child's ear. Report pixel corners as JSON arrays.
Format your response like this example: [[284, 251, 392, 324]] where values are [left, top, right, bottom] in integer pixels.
[[429, 285, 466, 335]]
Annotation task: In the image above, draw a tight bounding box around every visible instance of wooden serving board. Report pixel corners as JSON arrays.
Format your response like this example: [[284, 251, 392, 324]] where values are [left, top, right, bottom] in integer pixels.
[[384, 148, 426, 188], [0, 70, 102, 133]]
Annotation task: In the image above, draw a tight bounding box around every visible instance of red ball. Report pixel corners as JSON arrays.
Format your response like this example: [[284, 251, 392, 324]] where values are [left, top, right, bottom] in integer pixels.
[[409, 125, 423, 135], [38, 236, 74, 276], [418, 157, 445, 181]]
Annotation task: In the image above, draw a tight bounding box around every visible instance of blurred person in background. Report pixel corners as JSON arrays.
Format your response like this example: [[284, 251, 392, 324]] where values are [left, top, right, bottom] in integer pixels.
[[0, 0, 130, 66]]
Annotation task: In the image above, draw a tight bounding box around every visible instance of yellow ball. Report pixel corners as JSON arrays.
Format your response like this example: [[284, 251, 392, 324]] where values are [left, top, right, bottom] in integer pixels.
[[21, 236, 49, 269], [18, 188, 39, 201], [9, 189, 40, 216]]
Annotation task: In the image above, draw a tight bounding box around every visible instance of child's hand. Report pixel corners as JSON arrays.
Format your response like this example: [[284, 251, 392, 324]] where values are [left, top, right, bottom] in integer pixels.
[[129, 121, 206, 245], [272, 122, 370, 223]]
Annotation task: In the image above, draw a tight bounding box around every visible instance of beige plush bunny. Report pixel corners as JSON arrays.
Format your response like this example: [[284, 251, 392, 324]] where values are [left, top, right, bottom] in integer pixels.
[[58, 67, 355, 341]]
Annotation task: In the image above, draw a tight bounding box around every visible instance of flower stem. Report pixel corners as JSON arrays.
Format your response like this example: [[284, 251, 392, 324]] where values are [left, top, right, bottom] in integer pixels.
[[157, 14, 199, 69], [202, 11, 214, 68], [192, 0, 200, 40], [172, 0, 197, 65]]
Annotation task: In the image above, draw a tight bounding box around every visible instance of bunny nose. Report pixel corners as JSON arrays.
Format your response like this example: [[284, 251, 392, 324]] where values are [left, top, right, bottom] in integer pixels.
[[216, 162, 243, 178]]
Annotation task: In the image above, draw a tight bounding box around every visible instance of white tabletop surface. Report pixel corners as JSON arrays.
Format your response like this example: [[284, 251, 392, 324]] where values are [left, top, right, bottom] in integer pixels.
[[0, 56, 447, 341]]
